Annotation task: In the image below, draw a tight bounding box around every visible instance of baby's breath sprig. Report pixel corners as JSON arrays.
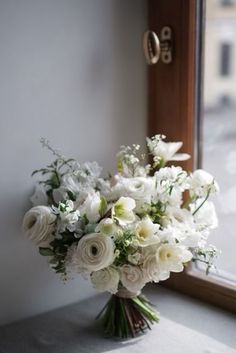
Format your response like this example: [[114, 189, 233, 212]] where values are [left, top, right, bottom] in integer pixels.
[[192, 245, 219, 275]]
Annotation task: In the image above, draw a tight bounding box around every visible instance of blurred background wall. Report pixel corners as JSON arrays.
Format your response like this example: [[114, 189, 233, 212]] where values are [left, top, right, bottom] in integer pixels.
[[0, 0, 147, 325]]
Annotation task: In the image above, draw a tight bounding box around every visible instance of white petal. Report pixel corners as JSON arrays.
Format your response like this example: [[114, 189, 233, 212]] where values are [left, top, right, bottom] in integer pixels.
[[171, 153, 191, 161]]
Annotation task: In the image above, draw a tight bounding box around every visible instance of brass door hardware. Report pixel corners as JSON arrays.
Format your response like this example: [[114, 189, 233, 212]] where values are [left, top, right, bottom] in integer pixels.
[[143, 27, 173, 65]]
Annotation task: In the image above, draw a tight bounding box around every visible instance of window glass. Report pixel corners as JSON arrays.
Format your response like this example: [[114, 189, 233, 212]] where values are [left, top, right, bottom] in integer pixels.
[[220, 43, 232, 76], [203, 0, 236, 282]]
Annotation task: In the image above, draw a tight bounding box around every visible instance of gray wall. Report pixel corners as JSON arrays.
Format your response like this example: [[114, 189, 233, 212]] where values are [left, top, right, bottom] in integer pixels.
[[0, 0, 147, 325]]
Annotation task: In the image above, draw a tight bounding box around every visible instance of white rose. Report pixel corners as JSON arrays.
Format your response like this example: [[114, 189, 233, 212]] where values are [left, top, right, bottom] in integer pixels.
[[73, 233, 115, 273], [128, 251, 142, 265], [122, 177, 156, 205], [79, 192, 102, 223], [190, 169, 219, 198], [156, 244, 192, 273], [120, 264, 146, 293], [22, 206, 56, 245], [91, 267, 120, 294]]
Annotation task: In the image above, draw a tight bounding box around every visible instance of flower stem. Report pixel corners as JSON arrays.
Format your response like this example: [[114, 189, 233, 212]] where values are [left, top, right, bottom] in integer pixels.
[[97, 293, 160, 338]]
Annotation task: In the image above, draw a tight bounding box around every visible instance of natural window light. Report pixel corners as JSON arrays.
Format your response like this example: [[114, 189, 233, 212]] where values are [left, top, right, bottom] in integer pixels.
[[203, 0, 236, 283]]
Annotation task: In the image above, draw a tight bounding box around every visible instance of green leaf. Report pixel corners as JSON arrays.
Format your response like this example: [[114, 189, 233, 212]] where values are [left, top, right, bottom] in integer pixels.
[[67, 190, 76, 201], [99, 196, 107, 217], [39, 247, 54, 256]]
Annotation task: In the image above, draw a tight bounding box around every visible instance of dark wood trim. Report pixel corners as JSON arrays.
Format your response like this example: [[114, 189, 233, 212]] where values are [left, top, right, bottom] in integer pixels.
[[165, 269, 236, 313], [148, 0, 197, 172], [148, 0, 236, 312]]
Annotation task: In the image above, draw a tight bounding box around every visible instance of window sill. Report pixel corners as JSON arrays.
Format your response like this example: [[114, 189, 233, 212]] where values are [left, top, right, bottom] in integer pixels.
[[0, 285, 235, 353]]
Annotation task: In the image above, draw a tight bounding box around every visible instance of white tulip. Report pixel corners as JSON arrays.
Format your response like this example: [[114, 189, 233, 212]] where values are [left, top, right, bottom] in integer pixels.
[[73, 233, 115, 273], [79, 192, 102, 223], [95, 218, 119, 235], [22, 206, 56, 245], [120, 264, 146, 293], [91, 267, 120, 294]]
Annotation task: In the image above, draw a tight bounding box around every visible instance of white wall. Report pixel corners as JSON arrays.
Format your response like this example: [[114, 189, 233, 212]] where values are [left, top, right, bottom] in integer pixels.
[[0, 0, 147, 325]]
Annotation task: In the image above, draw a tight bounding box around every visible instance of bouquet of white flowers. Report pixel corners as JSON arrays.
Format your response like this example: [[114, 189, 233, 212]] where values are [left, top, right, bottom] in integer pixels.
[[22, 135, 219, 338]]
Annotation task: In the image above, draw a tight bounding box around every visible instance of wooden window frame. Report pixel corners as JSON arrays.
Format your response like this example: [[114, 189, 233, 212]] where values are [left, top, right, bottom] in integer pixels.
[[148, 0, 236, 313]]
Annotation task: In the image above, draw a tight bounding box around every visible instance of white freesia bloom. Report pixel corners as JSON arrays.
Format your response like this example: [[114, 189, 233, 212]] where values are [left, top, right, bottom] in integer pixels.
[[142, 253, 169, 282], [161, 207, 200, 246], [95, 218, 119, 235], [147, 135, 190, 164], [112, 197, 136, 225], [163, 206, 194, 227], [134, 217, 160, 247], [22, 206, 56, 245], [30, 184, 48, 206], [72, 233, 115, 273], [120, 264, 146, 293], [189, 169, 219, 198], [91, 267, 120, 294], [156, 244, 192, 273], [79, 192, 102, 223]]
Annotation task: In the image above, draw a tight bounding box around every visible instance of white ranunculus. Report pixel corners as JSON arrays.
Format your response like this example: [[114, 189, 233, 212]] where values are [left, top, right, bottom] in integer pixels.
[[79, 192, 102, 223], [91, 266, 120, 294], [30, 184, 48, 206], [120, 264, 146, 293], [134, 217, 160, 247], [22, 206, 56, 245], [73, 233, 115, 273], [156, 244, 192, 273], [112, 197, 136, 225], [189, 169, 219, 198], [142, 253, 169, 282]]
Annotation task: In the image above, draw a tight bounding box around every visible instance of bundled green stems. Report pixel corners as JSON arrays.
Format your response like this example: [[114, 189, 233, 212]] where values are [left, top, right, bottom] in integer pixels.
[[96, 287, 160, 338]]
